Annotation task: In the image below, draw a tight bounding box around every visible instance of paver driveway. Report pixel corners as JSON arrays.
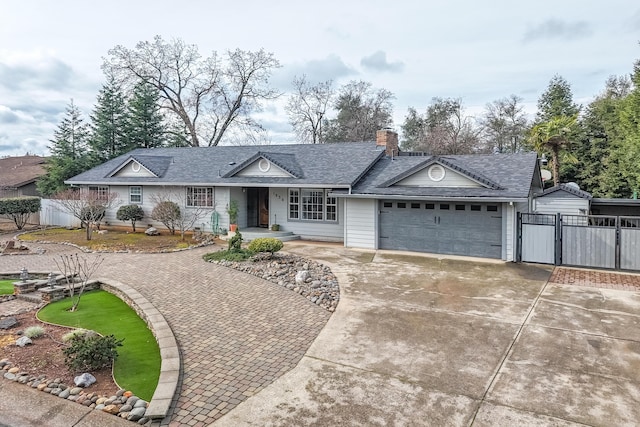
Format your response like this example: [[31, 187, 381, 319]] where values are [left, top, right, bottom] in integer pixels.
[[217, 244, 640, 427], [0, 241, 329, 426]]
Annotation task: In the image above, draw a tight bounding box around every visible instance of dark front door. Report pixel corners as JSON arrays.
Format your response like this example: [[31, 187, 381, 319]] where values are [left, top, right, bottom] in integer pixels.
[[247, 188, 270, 228]]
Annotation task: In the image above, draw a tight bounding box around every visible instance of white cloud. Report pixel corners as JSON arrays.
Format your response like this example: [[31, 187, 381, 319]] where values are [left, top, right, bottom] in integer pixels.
[[522, 19, 594, 43], [360, 51, 404, 73]]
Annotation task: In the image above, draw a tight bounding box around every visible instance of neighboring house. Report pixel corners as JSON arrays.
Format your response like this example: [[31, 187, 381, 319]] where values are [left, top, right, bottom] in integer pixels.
[[66, 130, 544, 261], [0, 155, 47, 198], [533, 183, 592, 216]]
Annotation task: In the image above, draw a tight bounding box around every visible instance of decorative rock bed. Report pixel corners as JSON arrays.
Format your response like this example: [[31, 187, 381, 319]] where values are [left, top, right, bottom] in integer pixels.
[[1, 359, 151, 424], [210, 253, 340, 312]]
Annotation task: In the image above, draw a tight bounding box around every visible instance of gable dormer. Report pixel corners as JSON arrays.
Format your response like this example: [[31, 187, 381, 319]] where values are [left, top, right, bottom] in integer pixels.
[[381, 157, 503, 189], [106, 155, 172, 178], [224, 152, 303, 178]]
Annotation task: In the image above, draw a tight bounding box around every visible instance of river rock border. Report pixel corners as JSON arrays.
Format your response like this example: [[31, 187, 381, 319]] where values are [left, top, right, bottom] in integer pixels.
[[209, 253, 340, 312]]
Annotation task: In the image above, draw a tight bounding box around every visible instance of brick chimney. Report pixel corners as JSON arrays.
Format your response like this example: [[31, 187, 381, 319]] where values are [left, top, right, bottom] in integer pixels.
[[376, 128, 399, 157]]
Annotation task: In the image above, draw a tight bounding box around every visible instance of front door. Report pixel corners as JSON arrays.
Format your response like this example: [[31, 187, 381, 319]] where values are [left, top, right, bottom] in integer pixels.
[[258, 188, 269, 227]]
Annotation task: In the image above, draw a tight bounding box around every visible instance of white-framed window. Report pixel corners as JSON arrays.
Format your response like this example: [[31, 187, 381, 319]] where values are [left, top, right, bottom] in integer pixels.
[[129, 186, 142, 204], [186, 187, 213, 207], [88, 185, 109, 201], [289, 189, 299, 219], [288, 188, 337, 222]]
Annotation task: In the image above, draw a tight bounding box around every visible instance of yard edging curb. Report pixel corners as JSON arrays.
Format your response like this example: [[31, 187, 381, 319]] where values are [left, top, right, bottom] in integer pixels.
[[97, 278, 180, 420]]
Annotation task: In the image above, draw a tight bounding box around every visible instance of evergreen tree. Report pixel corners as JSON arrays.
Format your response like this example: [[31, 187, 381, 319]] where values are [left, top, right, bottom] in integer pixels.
[[89, 77, 130, 162], [577, 76, 630, 196], [531, 75, 581, 185], [608, 61, 640, 197], [37, 100, 93, 196], [535, 74, 581, 123], [126, 81, 167, 148]]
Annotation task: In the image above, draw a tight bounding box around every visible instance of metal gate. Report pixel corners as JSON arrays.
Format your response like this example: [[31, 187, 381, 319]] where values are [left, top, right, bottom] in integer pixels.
[[518, 213, 640, 271]]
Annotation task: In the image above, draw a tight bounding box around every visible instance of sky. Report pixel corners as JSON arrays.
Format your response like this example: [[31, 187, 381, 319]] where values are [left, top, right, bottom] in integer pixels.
[[1, 0, 639, 157]]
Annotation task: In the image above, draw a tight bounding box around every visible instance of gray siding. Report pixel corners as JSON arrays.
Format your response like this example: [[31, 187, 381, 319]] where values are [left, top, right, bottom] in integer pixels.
[[236, 159, 291, 177], [113, 160, 155, 177], [344, 198, 377, 249]]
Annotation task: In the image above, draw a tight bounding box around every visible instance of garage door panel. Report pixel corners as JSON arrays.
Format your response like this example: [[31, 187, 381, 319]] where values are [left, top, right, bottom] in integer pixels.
[[379, 200, 502, 258]]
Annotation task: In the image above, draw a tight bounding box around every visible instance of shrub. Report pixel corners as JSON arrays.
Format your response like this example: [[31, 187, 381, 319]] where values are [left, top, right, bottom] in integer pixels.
[[248, 237, 283, 255], [151, 201, 181, 235], [0, 197, 41, 230], [228, 230, 243, 252], [61, 329, 95, 343], [116, 205, 144, 232], [23, 326, 45, 338], [63, 334, 123, 371]]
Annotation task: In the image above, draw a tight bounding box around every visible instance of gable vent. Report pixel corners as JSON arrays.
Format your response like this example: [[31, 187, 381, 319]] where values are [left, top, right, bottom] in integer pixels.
[[428, 165, 446, 182]]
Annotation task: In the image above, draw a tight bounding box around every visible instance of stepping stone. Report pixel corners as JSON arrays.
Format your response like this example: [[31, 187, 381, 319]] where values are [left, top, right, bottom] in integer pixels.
[[0, 317, 17, 330]]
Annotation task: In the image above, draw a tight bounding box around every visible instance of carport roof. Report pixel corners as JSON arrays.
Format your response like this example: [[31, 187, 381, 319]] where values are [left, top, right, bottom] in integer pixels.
[[349, 152, 539, 199]]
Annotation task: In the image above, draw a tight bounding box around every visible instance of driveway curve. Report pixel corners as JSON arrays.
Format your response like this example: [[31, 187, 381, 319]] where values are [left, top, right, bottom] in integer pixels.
[[0, 242, 330, 425]]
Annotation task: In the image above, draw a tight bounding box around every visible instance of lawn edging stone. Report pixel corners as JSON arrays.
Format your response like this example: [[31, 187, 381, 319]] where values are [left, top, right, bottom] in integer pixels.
[[98, 278, 180, 420]]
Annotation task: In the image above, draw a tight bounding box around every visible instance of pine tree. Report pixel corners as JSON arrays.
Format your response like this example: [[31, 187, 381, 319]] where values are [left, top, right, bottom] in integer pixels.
[[37, 100, 93, 196], [89, 77, 130, 162], [535, 75, 581, 124], [126, 81, 167, 149]]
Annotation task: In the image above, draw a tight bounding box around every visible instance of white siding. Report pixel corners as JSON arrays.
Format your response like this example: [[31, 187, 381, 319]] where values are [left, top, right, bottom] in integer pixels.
[[344, 198, 377, 249], [503, 202, 516, 261], [236, 159, 291, 177], [229, 187, 247, 228], [396, 165, 482, 187], [534, 195, 589, 216]]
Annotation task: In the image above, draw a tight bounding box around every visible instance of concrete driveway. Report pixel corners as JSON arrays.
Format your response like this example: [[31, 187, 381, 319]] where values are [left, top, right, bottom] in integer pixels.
[[217, 244, 640, 427]]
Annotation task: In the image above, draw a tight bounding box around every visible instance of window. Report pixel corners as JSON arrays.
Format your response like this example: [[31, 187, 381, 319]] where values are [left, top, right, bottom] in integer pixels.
[[455, 204, 465, 211], [411, 203, 420, 209], [383, 202, 393, 208], [302, 189, 324, 220], [129, 186, 142, 204], [397, 202, 407, 208], [88, 186, 109, 201], [470, 205, 481, 211], [487, 205, 498, 212], [425, 203, 435, 210], [440, 204, 450, 210], [289, 190, 299, 219], [186, 187, 213, 207], [288, 188, 338, 222], [326, 194, 337, 221]]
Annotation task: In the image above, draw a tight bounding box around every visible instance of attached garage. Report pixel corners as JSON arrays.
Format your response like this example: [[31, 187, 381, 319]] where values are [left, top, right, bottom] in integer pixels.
[[378, 200, 503, 258]]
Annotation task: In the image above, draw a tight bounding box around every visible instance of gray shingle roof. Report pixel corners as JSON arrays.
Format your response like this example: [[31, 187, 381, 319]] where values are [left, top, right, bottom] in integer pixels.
[[67, 143, 383, 187], [350, 152, 538, 199], [540, 183, 593, 200]]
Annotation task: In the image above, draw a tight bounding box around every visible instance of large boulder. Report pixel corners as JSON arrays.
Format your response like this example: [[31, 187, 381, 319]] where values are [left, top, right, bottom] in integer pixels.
[[15, 336, 32, 347], [145, 227, 160, 236], [74, 373, 96, 387]]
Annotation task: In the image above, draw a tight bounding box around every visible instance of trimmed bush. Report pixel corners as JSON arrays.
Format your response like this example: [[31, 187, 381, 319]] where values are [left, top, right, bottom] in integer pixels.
[[116, 204, 144, 232], [248, 237, 283, 255], [24, 326, 45, 338], [151, 201, 181, 235], [0, 197, 40, 230], [228, 230, 243, 252], [63, 333, 123, 371]]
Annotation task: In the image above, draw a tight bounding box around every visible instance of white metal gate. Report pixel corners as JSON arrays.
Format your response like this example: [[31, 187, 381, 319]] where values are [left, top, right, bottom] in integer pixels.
[[520, 213, 556, 264]]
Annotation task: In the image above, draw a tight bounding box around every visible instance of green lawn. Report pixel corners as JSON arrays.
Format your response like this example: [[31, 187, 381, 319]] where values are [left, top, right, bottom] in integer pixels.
[[0, 279, 16, 295], [38, 290, 160, 400]]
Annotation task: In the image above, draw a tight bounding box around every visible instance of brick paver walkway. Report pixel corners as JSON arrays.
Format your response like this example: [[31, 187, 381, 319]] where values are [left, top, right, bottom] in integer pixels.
[[549, 267, 640, 291], [0, 243, 330, 425]]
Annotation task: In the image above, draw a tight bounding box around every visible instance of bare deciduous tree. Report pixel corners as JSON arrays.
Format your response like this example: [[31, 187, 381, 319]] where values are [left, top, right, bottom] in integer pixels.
[[53, 188, 120, 240], [104, 36, 281, 147], [285, 75, 334, 144], [151, 189, 211, 240], [54, 253, 104, 312], [481, 95, 529, 153], [401, 98, 481, 154]]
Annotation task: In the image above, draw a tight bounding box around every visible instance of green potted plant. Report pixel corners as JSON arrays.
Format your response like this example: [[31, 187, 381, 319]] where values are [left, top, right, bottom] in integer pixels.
[[227, 200, 239, 232], [271, 224, 280, 231]]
